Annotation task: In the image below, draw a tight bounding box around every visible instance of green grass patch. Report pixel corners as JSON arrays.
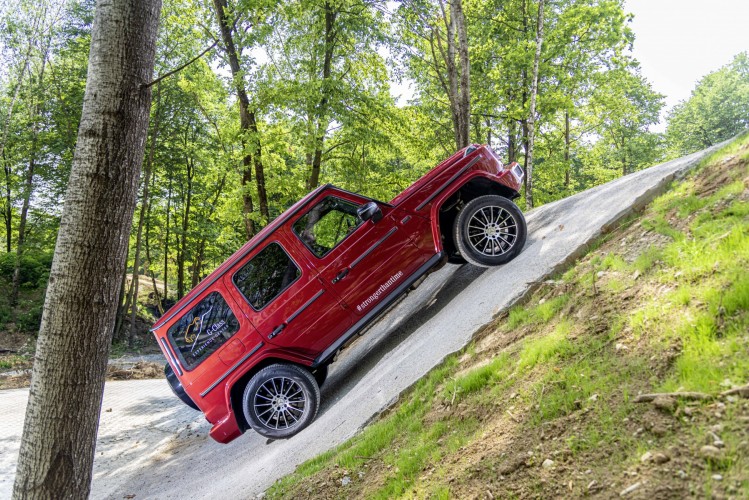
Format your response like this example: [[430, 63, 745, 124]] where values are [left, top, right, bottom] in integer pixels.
[[506, 294, 570, 329], [445, 353, 512, 403], [0, 354, 28, 370], [641, 214, 683, 240], [517, 320, 573, 371]]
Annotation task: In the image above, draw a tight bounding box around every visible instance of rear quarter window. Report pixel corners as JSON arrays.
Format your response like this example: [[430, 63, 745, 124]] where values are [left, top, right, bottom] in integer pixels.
[[233, 242, 301, 310], [167, 291, 240, 371]]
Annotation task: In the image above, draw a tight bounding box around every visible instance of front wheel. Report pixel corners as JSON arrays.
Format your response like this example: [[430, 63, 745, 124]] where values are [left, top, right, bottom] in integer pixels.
[[453, 195, 527, 267], [242, 364, 320, 439]]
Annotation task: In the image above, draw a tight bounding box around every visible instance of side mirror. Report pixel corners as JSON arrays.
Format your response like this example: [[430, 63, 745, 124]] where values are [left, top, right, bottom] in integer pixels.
[[357, 201, 383, 223]]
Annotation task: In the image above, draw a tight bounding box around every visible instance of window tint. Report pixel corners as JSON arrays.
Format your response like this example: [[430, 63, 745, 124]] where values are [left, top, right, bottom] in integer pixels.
[[167, 292, 240, 371], [293, 196, 362, 258], [233, 242, 301, 310]]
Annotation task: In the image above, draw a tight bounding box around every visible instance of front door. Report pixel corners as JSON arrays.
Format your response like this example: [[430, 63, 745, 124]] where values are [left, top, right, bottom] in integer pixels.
[[288, 189, 429, 319]]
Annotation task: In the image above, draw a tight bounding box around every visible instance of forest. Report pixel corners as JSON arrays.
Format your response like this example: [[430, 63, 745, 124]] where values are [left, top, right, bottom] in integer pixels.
[[1, 0, 747, 350]]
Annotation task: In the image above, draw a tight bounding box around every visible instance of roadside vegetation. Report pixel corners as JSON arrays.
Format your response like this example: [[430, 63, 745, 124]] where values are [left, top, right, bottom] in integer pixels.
[[268, 135, 749, 498]]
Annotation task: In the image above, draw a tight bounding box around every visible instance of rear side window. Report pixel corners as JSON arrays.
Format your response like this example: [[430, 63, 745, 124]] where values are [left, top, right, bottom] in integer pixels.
[[293, 196, 362, 258], [167, 291, 240, 371], [233, 242, 301, 310]]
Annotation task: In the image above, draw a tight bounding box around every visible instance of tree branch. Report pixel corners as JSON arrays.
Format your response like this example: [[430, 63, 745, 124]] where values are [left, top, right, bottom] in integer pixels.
[[142, 40, 218, 89]]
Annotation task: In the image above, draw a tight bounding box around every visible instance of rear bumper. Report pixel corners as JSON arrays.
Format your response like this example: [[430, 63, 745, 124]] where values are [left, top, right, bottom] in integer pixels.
[[209, 411, 243, 444]]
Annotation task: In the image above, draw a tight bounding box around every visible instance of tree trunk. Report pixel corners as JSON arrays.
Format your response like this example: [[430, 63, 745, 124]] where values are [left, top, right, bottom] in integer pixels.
[[508, 116, 517, 163], [163, 173, 171, 299], [191, 173, 226, 287], [12, 0, 160, 497], [176, 157, 193, 299], [524, 0, 544, 209], [452, 0, 471, 147], [212, 0, 265, 234], [306, 1, 337, 191], [4, 158, 12, 252], [11, 128, 39, 307], [0, 32, 35, 194], [431, 0, 470, 150], [13, 34, 54, 305], [113, 248, 130, 343], [564, 110, 570, 188], [0, 16, 38, 256], [127, 82, 161, 348], [144, 169, 163, 316]]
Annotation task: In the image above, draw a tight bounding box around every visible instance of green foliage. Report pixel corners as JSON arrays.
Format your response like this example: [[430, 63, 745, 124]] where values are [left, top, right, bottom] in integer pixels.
[[0, 252, 52, 287], [667, 52, 749, 155], [0, 0, 735, 349]]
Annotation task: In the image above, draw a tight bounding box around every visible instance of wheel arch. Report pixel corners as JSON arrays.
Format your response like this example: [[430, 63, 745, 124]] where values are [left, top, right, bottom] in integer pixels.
[[226, 353, 315, 433], [430, 173, 521, 254]]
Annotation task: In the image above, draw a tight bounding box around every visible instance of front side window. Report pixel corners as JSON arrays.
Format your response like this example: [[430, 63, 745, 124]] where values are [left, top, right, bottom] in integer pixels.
[[293, 196, 362, 258], [233, 242, 301, 310], [167, 291, 240, 371]]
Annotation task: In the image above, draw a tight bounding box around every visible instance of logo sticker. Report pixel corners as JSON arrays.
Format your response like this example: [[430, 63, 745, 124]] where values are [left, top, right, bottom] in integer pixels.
[[357, 271, 404, 312]]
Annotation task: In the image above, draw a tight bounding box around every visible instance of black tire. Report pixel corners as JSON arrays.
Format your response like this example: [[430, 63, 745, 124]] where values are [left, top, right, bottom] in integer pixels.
[[453, 195, 527, 267], [242, 363, 320, 439]]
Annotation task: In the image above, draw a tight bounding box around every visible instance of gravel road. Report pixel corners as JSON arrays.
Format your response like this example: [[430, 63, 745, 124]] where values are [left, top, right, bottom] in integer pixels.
[[0, 143, 725, 499]]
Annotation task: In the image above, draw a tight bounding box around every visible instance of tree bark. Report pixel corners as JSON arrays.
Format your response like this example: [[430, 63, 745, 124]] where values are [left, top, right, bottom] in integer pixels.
[[508, 115, 517, 163], [213, 0, 267, 233], [12, 0, 161, 497], [191, 172, 226, 287], [524, 0, 544, 209]]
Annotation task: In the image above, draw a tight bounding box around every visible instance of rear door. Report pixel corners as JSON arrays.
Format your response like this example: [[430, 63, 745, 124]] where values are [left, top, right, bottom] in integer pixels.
[[222, 234, 352, 359]]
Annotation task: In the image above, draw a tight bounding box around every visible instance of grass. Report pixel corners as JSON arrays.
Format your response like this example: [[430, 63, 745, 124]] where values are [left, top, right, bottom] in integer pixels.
[[506, 294, 570, 329], [268, 134, 749, 499], [0, 354, 28, 370]]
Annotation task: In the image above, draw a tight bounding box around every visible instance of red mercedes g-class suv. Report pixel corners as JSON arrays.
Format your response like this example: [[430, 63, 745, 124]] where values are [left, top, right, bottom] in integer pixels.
[[152, 144, 526, 443]]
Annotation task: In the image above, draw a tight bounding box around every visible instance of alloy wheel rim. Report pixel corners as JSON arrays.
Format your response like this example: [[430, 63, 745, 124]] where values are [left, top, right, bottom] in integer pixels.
[[466, 205, 518, 257], [254, 377, 306, 430]]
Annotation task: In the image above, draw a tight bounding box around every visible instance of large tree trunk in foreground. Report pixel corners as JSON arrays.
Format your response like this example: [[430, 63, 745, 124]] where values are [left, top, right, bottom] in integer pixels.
[[12, 0, 161, 497]]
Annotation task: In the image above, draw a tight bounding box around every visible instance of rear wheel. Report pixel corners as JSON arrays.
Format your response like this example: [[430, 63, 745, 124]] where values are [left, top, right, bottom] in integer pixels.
[[242, 364, 320, 439], [453, 195, 526, 267]]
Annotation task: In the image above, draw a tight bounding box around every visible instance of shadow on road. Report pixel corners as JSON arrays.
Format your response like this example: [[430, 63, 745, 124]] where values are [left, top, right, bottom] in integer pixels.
[[317, 262, 488, 416]]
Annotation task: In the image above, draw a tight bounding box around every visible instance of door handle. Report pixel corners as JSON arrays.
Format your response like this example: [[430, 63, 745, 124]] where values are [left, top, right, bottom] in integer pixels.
[[332, 268, 349, 284], [268, 323, 286, 340]]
